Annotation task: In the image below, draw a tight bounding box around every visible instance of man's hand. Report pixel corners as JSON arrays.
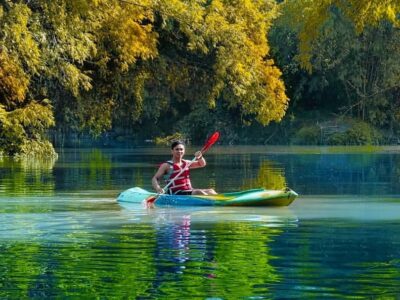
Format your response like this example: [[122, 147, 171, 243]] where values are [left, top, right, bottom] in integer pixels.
[[156, 186, 165, 194], [195, 151, 203, 160]]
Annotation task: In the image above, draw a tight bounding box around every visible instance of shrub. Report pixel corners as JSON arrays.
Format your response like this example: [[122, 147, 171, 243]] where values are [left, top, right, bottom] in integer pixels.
[[327, 132, 348, 145], [292, 125, 321, 145], [327, 120, 382, 145]]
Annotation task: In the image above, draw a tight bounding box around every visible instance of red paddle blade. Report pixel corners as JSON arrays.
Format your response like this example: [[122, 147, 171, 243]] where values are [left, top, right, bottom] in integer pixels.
[[144, 195, 157, 208], [200, 131, 220, 153]]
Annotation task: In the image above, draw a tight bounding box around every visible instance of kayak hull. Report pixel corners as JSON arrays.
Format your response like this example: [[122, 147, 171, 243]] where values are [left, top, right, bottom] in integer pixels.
[[117, 187, 298, 207]]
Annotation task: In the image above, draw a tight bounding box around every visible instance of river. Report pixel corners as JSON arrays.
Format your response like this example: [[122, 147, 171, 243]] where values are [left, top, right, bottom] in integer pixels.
[[0, 146, 399, 298]]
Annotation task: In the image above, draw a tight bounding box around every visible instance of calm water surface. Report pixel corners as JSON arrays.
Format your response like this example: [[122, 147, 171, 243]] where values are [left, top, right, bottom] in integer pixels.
[[1, 146, 400, 298]]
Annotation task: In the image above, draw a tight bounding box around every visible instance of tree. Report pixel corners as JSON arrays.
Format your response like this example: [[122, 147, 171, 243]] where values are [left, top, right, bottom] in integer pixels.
[[0, 3, 55, 156], [270, 2, 400, 143], [1, 0, 290, 155], [281, 0, 400, 71]]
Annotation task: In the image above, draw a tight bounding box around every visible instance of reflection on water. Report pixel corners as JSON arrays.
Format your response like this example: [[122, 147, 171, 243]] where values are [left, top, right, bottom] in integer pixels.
[[2, 146, 400, 196], [242, 160, 287, 190], [0, 199, 292, 298], [0, 156, 56, 196], [1, 146, 400, 297]]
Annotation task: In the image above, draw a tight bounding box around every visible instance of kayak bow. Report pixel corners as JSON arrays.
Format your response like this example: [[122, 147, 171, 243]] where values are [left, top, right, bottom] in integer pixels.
[[117, 187, 298, 207]]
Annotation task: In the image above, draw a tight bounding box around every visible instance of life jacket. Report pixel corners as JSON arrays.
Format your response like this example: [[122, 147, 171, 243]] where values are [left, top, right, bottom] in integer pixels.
[[164, 160, 192, 194]]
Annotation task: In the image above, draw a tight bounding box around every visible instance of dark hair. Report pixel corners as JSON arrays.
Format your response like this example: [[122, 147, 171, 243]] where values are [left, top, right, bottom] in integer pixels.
[[171, 140, 185, 149]]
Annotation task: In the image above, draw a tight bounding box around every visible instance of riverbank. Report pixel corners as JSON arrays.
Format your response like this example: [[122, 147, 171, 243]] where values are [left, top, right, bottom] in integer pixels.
[[46, 116, 399, 149]]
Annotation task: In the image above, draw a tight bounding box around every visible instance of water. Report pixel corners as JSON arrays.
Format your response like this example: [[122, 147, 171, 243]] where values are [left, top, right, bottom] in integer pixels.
[[1, 146, 400, 298]]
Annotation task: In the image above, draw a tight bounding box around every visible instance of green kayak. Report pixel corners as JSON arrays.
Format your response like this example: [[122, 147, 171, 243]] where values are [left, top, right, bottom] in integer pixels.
[[117, 187, 298, 207]]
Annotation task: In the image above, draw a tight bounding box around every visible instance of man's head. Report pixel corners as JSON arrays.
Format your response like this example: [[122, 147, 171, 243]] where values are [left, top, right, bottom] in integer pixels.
[[171, 140, 185, 158], [171, 140, 185, 150]]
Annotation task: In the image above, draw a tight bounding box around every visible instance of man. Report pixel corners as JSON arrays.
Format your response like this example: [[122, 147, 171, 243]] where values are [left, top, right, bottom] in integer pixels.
[[152, 140, 217, 195]]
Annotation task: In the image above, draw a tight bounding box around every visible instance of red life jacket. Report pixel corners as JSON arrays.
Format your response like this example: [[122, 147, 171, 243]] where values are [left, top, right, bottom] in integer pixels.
[[164, 160, 192, 194]]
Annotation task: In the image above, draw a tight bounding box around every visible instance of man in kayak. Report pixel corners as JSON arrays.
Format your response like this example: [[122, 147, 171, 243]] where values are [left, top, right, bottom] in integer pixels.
[[152, 140, 217, 195]]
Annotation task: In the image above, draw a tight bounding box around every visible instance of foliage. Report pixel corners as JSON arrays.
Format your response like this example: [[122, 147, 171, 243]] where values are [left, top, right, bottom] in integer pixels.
[[326, 132, 348, 146], [154, 132, 186, 146], [271, 3, 400, 142], [1, 0, 399, 149], [324, 120, 382, 145], [16, 140, 58, 159], [0, 101, 56, 157], [292, 125, 321, 145], [281, 0, 400, 71], [0, 0, 291, 153], [289, 118, 382, 146], [0, 3, 55, 157]]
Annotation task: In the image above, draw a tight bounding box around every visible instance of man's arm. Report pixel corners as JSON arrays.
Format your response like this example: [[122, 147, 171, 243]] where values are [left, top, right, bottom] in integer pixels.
[[190, 151, 206, 169], [152, 163, 168, 193]]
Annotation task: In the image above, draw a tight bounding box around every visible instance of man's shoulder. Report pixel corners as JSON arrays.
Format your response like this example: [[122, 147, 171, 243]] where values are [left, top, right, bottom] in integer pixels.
[[162, 160, 173, 166]]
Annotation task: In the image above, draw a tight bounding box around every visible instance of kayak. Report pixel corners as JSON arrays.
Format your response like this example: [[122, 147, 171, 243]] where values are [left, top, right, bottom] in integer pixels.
[[117, 187, 298, 207]]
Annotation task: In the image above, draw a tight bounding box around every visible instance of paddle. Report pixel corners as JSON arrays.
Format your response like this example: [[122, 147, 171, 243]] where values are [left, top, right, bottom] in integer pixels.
[[145, 131, 220, 207]]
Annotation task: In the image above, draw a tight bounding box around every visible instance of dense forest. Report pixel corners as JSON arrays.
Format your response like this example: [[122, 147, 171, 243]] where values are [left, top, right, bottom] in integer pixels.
[[0, 0, 399, 157]]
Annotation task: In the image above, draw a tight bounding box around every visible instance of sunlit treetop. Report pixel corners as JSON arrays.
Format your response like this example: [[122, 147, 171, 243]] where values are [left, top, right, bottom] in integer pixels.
[[153, 0, 289, 125], [281, 0, 400, 71]]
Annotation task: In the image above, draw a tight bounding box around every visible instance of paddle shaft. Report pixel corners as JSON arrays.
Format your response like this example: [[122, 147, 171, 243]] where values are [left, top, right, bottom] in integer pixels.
[[157, 133, 219, 193], [146, 157, 197, 207], [161, 156, 197, 193], [146, 131, 219, 206]]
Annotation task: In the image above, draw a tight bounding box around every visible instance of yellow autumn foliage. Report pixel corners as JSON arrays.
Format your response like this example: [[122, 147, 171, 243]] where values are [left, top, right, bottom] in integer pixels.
[[0, 51, 29, 105], [94, 0, 158, 72], [1, 0, 291, 155], [281, 0, 400, 71], [159, 0, 288, 125]]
